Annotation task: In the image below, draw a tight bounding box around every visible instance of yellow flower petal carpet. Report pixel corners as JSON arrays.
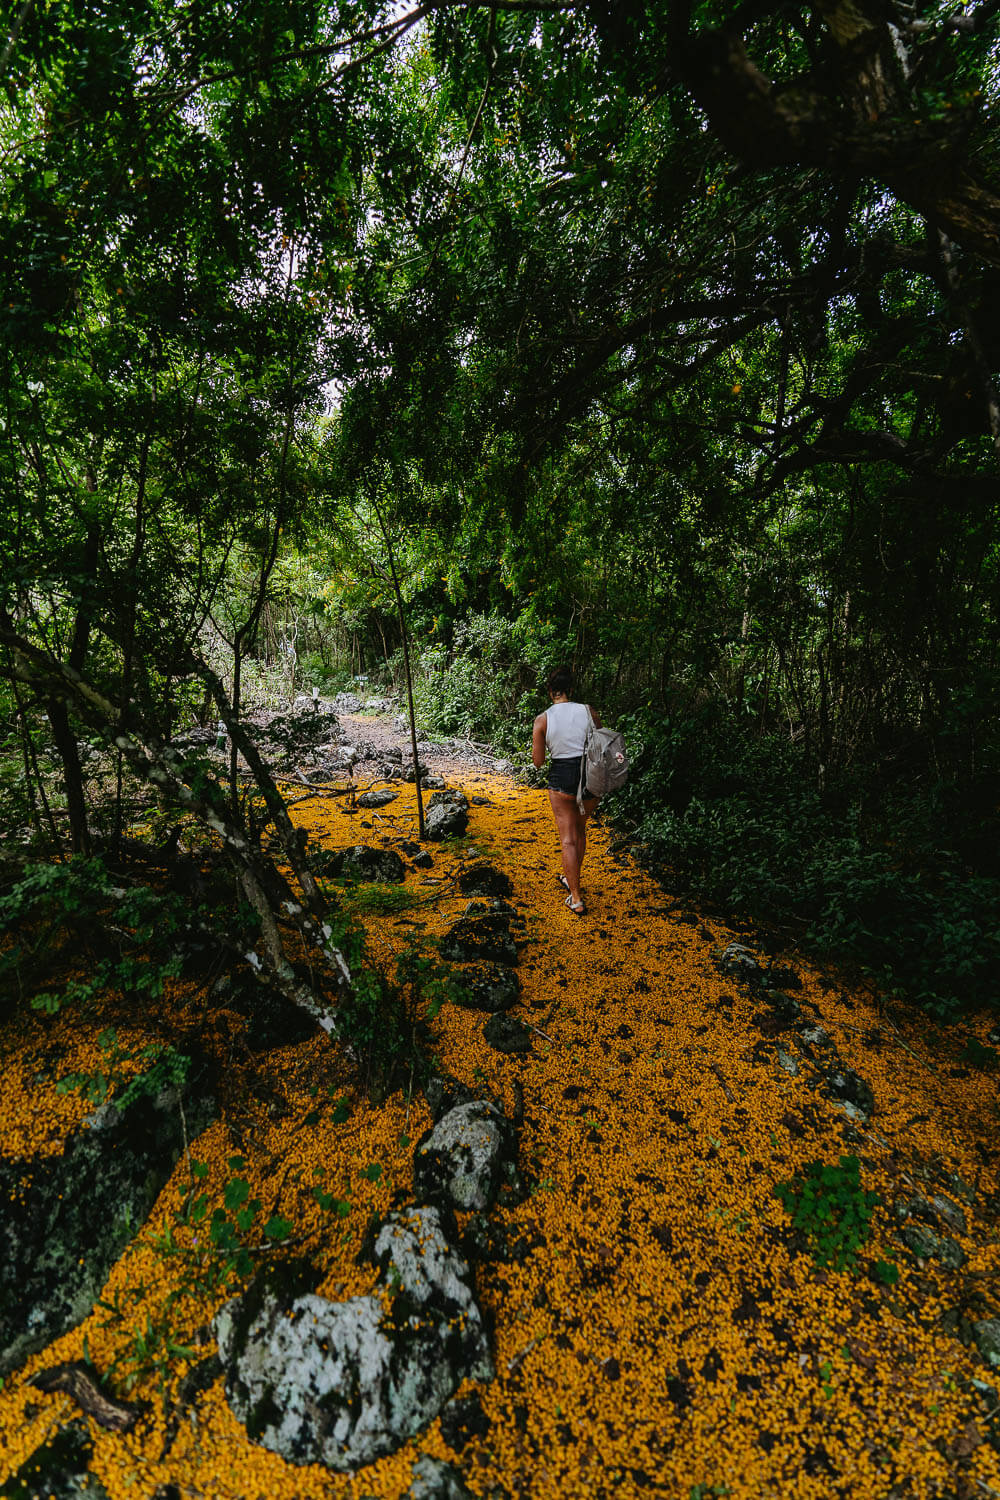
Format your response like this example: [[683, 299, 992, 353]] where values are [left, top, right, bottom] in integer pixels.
[[1, 768, 998, 1498]]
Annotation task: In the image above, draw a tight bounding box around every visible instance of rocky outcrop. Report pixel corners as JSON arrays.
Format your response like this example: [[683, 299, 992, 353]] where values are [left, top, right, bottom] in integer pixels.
[[716, 941, 875, 1125], [0, 1057, 217, 1376], [215, 1208, 491, 1471]]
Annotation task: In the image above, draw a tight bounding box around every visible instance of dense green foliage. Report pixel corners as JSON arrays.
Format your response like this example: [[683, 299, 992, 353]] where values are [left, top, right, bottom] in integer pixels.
[[2, 0, 1000, 1036]]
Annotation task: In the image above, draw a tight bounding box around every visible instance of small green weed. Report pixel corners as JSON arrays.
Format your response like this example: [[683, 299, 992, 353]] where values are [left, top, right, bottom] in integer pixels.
[[774, 1154, 880, 1270], [871, 1257, 900, 1286], [342, 883, 418, 916]]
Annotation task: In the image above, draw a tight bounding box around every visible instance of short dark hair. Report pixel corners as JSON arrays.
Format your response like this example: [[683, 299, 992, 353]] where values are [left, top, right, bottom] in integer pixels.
[[546, 665, 574, 697]]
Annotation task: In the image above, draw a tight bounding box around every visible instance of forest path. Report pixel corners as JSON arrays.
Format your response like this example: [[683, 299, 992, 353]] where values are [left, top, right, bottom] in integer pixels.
[[286, 733, 1000, 1498], [1, 728, 998, 1500]]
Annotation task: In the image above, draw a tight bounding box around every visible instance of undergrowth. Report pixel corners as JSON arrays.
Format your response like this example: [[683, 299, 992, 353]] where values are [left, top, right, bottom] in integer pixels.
[[613, 708, 1000, 1023]]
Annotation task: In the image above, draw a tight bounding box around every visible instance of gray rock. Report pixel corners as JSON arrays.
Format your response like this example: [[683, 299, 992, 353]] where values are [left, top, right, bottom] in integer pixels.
[[831, 1100, 868, 1125], [462, 899, 517, 921], [454, 965, 520, 1013], [441, 915, 517, 967], [329, 846, 406, 884], [716, 943, 763, 983], [358, 788, 400, 808], [394, 713, 409, 731], [293, 693, 323, 713], [407, 1456, 475, 1499], [425, 802, 469, 841], [775, 1049, 800, 1077], [413, 1102, 513, 1212], [905, 1193, 968, 1236], [973, 1319, 1000, 1369], [491, 760, 513, 776], [1, 1421, 110, 1500], [216, 1208, 491, 1471], [900, 1221, 965, 1269], [335, 692, 363, 712], [457, 865, 513, 899], [0, 1058, 216, 1375], [930, 1194, 968, 1234], [483, 1014, 532, 1054], [429, 790, 469, 811], [422, 775, 446, 790], [411, 852, 434, 869], [824, 1068, 875, 1120], [798, 1024, 834, 1051]]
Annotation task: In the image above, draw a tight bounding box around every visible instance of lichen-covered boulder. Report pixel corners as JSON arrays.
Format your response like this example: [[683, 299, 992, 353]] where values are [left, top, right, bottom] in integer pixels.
[[454, 964, 520, 1013], [413, 1102, 514, 1212], [0, 1057, 216, 1375], [440, 915, 517, 967], [215, 1208, 492, 1471]]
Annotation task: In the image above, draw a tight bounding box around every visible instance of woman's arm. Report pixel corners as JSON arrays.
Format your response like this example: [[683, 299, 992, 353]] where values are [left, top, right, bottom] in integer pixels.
[[532, 712, 547, 769]]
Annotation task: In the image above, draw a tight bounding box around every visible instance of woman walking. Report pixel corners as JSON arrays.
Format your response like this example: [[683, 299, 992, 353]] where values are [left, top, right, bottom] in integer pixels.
[[532, 666, 601, 915]]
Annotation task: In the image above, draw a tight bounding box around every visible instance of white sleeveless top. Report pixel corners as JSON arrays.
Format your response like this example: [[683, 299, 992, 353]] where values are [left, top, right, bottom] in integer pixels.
[[545, 700, 590, 758]]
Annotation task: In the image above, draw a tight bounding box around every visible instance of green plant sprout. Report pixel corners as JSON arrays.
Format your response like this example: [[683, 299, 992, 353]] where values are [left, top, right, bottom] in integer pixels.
[[774, 1154, 880, 1271]]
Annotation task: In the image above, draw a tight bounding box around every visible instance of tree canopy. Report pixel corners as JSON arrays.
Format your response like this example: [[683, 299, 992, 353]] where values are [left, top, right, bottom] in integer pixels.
[[2, 0, 1000, 1022]]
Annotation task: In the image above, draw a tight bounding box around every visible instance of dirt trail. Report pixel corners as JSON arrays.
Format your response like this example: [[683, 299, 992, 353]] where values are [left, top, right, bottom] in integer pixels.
[[1, 756, 999, 1498]]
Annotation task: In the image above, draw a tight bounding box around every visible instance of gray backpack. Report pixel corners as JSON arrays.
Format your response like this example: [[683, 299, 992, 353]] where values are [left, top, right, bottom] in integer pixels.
[[577, 707, 629, 810]]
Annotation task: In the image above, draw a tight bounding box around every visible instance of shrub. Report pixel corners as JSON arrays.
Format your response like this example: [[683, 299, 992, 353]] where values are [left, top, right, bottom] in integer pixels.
[[613, 709, 1000, 1020]]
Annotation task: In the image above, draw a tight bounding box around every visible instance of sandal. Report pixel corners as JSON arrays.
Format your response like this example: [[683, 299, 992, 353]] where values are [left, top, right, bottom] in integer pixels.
[[565, 895, 586, 916], [557, 874, 570, 893]]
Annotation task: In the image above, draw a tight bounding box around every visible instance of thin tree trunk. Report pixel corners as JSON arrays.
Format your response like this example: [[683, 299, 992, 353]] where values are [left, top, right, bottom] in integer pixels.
[[370, 494, 424, 838]]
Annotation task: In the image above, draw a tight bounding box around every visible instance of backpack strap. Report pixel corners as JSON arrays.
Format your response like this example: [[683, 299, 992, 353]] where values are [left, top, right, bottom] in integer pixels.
[[576, 706, 595, 813]]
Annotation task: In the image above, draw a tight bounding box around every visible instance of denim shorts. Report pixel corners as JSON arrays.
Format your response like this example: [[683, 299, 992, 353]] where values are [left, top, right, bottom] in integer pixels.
[[547, 756, 587, 797]]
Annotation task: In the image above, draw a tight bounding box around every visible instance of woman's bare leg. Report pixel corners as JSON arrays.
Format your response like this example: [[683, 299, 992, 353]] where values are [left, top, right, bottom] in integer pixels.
[[549, 790, 583, 906], [548, 791, 597, 908]]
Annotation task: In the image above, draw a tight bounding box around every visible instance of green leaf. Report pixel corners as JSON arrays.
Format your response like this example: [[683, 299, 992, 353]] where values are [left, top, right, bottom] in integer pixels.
[[223, 1177, 250, 1210], [263, 1215, 293, 1241]]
